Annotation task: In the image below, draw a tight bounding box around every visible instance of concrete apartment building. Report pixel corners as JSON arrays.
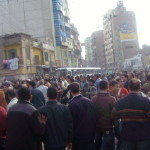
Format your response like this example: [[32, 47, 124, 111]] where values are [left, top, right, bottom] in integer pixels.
[[85, 37, 93, 67], [103, 0, 139, 72], [91, 30, 105, 69], [0, 33, 55, 80], [85, 30, 105, 69], [0, 0, 81, 67]]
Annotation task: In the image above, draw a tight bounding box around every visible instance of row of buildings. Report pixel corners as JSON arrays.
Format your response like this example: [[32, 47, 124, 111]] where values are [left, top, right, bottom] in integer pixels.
[[85, 0, 142, 73], [0, 0, 82, 79]]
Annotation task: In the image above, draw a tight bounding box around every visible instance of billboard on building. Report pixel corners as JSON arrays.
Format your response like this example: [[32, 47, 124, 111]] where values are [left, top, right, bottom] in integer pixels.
[[119, 24, 137, 42]]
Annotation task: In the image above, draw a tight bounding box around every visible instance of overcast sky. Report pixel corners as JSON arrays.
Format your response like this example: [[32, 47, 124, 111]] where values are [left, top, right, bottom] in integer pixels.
[[68, 0, 150, 48]]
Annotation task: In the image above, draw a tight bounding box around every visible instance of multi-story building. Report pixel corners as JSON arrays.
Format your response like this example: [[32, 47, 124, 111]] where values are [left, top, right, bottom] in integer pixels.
[[85, 37, 93, 67], [0, 33, 55, 80], [0, 0, 81, 68], [91, 30, 105, 69], [103, 0, 139, 72], [85, 30, 105, 69]]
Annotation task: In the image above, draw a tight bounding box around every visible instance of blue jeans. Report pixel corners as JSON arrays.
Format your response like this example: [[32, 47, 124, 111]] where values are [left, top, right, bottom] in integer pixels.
[[0, 138, 6, 150], [114, 120, 122, 150], [95, 128, 115, 150], [123, 140, 150, 150]]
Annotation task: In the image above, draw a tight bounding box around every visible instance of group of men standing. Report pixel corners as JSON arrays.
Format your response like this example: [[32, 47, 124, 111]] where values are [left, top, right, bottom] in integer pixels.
[[0, 73, 150, 150]]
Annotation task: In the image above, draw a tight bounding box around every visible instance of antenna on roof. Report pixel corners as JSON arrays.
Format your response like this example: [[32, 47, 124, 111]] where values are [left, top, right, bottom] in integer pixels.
[[117, 0, 124, 7]]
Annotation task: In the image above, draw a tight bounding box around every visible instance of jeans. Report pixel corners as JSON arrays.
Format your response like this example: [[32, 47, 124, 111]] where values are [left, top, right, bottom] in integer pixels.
[[123, 140, 150, 150], [95, 128, 115, 150], [114, 120, 122, 150], [72, 141, 95, 150], [0, 138, 6, 150]]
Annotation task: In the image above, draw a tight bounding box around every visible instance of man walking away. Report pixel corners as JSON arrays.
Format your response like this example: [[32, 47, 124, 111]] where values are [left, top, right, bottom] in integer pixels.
[[6, 87, 46, 150], [27, 81, 45, 108], [38, 87, 73, 150], [37, 79, 48, 103], [113, 78, 150, 150], [92, 80, 116, 150], [7, 90, 18, 111], [69, 82, 96, 150]]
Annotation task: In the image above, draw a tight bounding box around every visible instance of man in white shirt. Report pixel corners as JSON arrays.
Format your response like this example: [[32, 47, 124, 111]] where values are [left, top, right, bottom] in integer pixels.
[[7, 90, 18, 111], [61, 76, 69, 89], [37, 79, 48, 102]]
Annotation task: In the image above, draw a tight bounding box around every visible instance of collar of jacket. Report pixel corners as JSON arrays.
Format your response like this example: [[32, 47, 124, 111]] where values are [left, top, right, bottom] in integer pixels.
[[70, 95, 82, 102], [97, 92, 109, 96], [47, 100, 57, 104], [18, 100, 33, 105]]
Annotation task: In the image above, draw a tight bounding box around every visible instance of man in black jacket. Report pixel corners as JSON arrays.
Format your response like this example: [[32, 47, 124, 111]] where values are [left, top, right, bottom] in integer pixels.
[[6, 87, 46, 150], [69, 82, 96, 150], [38, 87, 73, 150], [27, 81, 45, 108]]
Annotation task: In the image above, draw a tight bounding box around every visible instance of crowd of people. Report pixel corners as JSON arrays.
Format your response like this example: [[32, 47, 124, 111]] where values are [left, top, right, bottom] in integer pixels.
[[0, 71, 150, 150]]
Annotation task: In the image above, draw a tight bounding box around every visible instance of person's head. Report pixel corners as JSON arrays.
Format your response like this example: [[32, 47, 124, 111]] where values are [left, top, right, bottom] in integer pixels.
[[58, 80, 62, 87], [109, 81, 120, 94], [47, 87, 57, 100], [128, 73, 135, 80], [2, 83, 10, 93], [66, 76, 71, 83], [61, 76, 66, 81], [70, 82, 80, 96], [93, 74, 99, 81], [121, 74, 128, 82], [39, 79, 44, 86], [117, 79, 124, 88], [7, 90, 16, 100], [82, 76, 87, 82], [99, 80, 109, 91], [26, 81, 36, 88], [18, 87, 32, 101], [88, 79, 95, 86], [147, 74, 150, 82], [128, 78, 141, 93]]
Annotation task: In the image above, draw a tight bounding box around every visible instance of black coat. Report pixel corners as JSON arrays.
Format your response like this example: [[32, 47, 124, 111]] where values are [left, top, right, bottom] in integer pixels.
[[38, 101, 73, 150], [6, 101, 45, 150], [31, 88, 45, 108]]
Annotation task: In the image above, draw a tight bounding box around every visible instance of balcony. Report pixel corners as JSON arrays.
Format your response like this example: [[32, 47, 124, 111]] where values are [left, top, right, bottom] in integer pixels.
[[61, 41, 68, 47], [57, 5, 63, 12], [65, 23, 71, 28]]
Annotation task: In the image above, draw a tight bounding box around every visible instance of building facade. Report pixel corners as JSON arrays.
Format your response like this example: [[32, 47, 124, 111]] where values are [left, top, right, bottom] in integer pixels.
[[103, 0, 139, 72], [85, 30, 105, 69], [0, 0, 81, 68], [85, 37, 93, 67], [91, 30, 105, 69], [0, 33, 55, 80]]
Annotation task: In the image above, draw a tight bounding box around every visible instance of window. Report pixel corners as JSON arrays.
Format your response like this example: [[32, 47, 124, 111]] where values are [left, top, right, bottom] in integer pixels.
[[34, 55, 40, 65], [26, 48, 30, 59], [8, 49, 17, 59], [45, 52, 49, 61]]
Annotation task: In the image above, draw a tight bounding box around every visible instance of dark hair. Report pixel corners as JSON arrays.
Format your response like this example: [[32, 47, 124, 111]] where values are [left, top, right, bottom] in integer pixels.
[[147, 75, 150, 81], [109, 81, 119, 87], [58, 80, 62, 84], [94, 74, 99, 78], [27, 81, 36, 87], [128, 79, 140, 91], [7, 90, 16, 98], [122, 74, 128, 79], [70, 82, 80, 94], [89, 79, 95, 83], [129, 73, 135, 78], [47, 87, 57, 99], [99, 80, 108, 90], [18, 87, 31, 101], [70, 78, 74, 83]]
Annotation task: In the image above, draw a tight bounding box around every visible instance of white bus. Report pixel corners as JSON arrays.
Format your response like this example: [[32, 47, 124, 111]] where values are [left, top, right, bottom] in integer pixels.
[[56, 67, 101, 77]]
